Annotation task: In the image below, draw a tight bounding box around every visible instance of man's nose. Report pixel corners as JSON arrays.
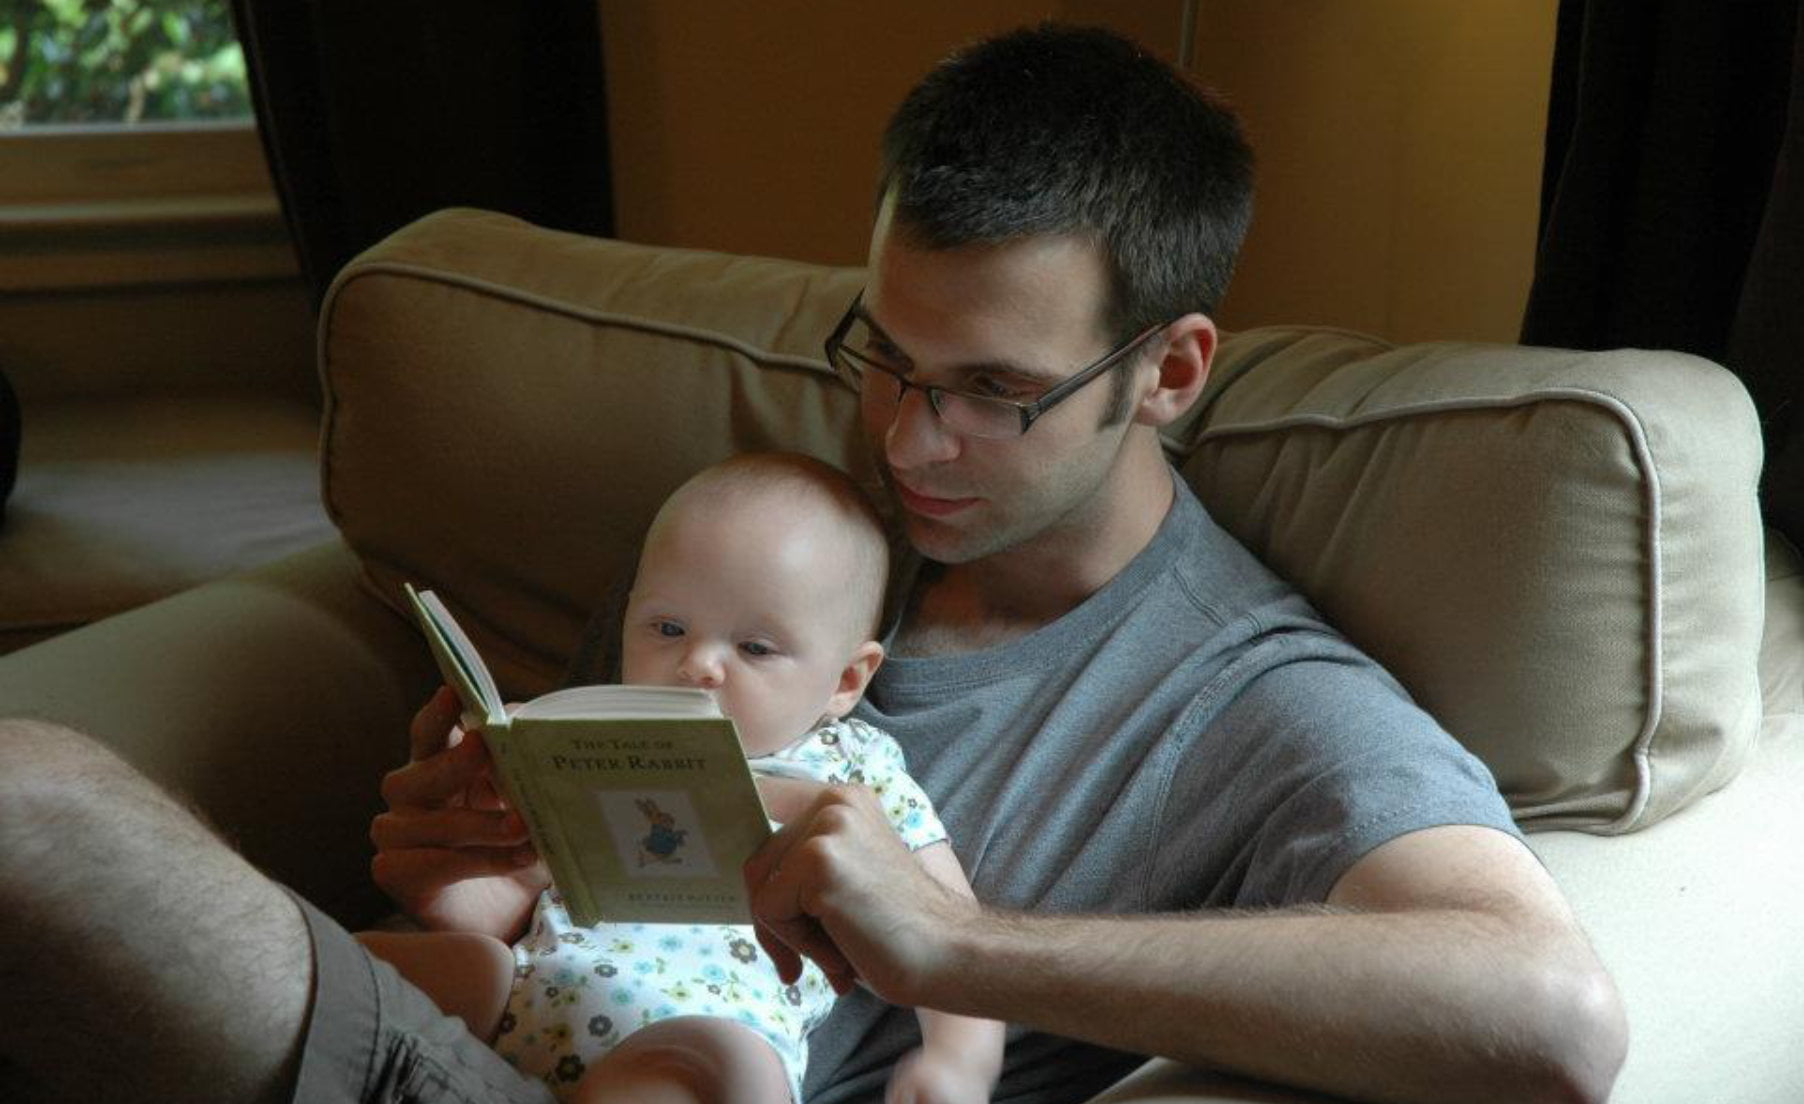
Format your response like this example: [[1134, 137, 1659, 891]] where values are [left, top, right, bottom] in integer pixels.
[[882, 386, 959, 470]]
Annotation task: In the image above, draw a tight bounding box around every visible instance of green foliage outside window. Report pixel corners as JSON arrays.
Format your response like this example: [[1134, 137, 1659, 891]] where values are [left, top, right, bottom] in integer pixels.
[[0, 0, 249, 128]]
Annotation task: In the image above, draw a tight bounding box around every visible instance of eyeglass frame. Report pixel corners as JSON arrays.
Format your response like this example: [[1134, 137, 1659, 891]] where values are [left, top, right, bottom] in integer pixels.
[[823, 291, 1172, 438]]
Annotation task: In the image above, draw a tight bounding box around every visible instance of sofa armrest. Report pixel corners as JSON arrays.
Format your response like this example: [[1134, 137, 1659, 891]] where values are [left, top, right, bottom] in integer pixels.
[[0, 542, 436, 925]]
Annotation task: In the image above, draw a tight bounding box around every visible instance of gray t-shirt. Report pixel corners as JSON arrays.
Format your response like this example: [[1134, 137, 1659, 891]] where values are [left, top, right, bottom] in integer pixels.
[[803, 473, 1519, 1104]]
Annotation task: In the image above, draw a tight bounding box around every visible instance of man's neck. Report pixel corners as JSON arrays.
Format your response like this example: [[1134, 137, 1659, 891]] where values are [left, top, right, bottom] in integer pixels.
[[891, 441, 1176, 658]]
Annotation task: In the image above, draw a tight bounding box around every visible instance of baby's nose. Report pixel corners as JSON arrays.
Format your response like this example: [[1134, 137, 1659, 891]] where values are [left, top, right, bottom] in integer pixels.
[[678, 646, 725, 688]]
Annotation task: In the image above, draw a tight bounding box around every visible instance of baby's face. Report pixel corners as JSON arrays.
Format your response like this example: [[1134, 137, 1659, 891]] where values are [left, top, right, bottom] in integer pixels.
[[621, 501, 867, 757]]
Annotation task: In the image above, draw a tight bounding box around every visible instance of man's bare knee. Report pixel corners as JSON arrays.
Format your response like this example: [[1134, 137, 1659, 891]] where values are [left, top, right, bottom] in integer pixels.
[[0, 717, 219, 878], [0, 719, 130, 866], [0, 715, 312, 1104], [0, 716, 106, 791]]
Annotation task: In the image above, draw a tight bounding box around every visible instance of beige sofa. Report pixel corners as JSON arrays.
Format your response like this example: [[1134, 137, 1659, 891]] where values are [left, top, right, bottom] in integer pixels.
[[0, 313, 334, 655], [4, 208, 1800, 1103]]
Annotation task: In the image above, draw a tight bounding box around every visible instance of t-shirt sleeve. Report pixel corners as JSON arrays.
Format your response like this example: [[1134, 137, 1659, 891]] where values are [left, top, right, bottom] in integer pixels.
[[1155, 632, 1523, 910]]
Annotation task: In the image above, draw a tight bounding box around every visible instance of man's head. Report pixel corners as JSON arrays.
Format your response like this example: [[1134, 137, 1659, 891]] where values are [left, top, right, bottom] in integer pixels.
[[844, 25, 1251, 572], [621, 453, 888, 756], [879, 23, 1254, 345]]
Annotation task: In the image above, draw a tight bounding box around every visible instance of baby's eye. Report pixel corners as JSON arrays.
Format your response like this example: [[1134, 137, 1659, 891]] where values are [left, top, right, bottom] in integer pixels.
[[738, 640, 777, 658], [651, 620, 685, 638]]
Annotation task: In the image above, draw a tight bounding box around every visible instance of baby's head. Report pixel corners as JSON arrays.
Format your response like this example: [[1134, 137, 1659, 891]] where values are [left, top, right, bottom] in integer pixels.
[[621, 452, 890, 756]]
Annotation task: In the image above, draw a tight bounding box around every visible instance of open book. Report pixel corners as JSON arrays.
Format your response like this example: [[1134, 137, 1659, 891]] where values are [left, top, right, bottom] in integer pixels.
[[404, 584, 772, 926]]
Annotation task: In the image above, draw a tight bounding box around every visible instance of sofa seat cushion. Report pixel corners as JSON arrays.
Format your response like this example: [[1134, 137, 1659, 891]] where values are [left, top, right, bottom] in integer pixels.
[[0, 395, 337, 652]]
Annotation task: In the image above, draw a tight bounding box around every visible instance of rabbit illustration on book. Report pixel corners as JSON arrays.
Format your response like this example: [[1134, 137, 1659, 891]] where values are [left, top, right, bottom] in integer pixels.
[[635, 797, 689, 867]]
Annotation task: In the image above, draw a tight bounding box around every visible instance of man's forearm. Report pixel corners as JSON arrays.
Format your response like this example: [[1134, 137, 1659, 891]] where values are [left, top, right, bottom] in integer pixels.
[[747, 784, 1625, 1103], [916, 904, 1620, 1104]]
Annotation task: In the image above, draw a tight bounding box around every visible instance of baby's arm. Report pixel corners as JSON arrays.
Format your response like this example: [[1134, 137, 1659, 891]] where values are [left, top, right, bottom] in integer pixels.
[[888, 841, 1006, 1103], [753, 772, 828, 824]]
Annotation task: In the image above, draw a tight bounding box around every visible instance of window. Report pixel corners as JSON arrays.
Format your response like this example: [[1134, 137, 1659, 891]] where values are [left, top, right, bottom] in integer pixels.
[[0, 0, 287, 294], [1, 0, 249, 127]]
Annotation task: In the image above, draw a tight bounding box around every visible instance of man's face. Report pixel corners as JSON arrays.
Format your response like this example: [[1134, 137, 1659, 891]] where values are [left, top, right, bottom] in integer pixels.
[[859, 209, 1145, 568]]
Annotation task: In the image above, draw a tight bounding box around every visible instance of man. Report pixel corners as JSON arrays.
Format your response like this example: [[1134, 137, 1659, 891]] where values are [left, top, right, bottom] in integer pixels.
[[0, 23, 1625, 1104], [748, 27, 1626, 1104], [382, 23, 1625, 1104]]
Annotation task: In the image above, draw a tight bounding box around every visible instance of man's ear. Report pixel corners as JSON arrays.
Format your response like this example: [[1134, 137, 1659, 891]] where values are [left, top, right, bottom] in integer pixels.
[[825, 640, 886, 718], [1133, 313, 1217, 428]]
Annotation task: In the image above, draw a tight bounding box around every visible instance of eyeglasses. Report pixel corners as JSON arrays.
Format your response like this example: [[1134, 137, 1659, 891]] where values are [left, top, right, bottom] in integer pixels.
[[823, 292, 1168, 439]]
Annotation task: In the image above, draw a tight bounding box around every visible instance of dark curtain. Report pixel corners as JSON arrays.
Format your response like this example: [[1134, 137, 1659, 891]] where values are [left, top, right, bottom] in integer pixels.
[[230, 0, 616, 309], [0, 368, 17, 530], [1522, 0, 1804, 545]]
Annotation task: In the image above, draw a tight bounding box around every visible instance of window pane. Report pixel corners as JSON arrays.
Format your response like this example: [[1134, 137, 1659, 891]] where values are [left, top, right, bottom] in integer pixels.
[[1, 0, 250, 127]]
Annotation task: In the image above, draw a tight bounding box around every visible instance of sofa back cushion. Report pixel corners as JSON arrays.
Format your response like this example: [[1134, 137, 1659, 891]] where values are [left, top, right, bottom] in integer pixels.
[[1177, 330, 1764, 831], [320, 209, 1765, 833]]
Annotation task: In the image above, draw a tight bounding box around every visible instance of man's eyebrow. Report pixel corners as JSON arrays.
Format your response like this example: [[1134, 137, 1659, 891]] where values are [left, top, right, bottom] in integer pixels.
[[854, 305, 1062, 385], [853, 304, 912, 364]]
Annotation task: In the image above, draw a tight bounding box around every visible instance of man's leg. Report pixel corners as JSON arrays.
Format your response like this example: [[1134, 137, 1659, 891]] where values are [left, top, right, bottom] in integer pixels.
[[0, 718, 311, 1103]]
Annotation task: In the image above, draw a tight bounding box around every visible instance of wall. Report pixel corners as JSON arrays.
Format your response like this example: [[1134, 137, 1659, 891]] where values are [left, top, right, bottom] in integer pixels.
[[599, 0, 1188, 268], [3, 4, 1558, 404], [1194, 0, 1558, 343], [600, 1, 1558, 345]]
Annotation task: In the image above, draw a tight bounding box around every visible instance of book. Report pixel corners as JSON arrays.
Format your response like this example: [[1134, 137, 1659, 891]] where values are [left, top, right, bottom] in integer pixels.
[[403, 583, 773, 927]]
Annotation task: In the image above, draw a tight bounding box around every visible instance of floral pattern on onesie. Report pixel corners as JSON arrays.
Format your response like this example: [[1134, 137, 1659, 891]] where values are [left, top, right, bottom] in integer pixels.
[[492, 717, 946, 1102]]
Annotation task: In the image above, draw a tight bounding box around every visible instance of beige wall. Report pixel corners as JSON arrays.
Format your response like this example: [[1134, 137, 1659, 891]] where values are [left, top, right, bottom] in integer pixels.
[[601, 1, 1557, 345], [599, 1, 1188, 267], [1195, 1, 1558, 343], [7, 4, 1555, 402]]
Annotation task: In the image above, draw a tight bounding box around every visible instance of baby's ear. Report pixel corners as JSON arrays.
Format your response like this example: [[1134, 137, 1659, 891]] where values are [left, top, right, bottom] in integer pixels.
[[825, 641, 885, 718]]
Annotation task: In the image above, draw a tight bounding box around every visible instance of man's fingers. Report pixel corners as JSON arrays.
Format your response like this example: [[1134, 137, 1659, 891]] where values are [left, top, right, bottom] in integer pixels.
[[746, 826, 858, 986], [753, 911, 856, 989], [370, 805, 528, 853], [753, 923, 805, 984], [408, 685, 463, 761], [381, 730, 492, 809]]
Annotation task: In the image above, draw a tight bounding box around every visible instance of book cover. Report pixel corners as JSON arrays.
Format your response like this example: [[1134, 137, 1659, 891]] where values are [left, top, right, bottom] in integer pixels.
[[404, 584, 773, 926]]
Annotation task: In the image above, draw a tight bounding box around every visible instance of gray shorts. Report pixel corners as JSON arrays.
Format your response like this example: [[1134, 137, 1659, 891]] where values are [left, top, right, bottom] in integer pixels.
[[288, 892, 555, 1104]]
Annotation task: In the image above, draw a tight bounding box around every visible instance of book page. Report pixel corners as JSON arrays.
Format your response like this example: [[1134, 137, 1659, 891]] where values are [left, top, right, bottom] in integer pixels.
[[515, 684, 724, 721], [405, 584, 506, 729]]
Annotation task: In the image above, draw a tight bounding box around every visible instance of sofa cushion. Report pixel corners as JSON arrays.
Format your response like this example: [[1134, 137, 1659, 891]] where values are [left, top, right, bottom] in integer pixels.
[[319, 209, 867, 695], [320, 209, 1765, 832], [0, 395, 338, 653], [1174, 329, 1765, 831]]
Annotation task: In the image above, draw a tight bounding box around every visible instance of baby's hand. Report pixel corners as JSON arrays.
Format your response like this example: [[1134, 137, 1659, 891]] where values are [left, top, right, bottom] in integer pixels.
[[883, 1045, 998, 1104]]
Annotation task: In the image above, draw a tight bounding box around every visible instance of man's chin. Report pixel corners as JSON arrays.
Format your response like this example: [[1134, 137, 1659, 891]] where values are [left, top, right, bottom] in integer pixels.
[[899, 511, 1008, 566]]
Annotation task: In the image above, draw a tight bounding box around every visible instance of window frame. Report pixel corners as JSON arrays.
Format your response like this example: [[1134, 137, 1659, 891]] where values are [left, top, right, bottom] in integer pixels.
[[0, 120, 294, 293]]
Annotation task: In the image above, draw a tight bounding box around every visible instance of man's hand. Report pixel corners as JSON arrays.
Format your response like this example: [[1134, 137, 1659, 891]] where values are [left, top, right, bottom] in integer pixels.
[[369, 686, 548, 940], [743, 784, 977, 1003]]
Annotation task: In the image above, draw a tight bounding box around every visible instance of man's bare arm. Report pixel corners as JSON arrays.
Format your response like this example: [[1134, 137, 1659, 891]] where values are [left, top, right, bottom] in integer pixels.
[[749, 791, 1627, 1104]]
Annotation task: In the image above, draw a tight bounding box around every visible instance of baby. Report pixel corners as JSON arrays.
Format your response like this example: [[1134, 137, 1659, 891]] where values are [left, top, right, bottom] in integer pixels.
[[363, 452, 1002, 1104]]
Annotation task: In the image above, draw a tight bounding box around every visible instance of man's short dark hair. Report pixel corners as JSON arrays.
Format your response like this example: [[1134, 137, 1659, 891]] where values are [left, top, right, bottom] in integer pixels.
[[879, 23, 1255, 351]]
